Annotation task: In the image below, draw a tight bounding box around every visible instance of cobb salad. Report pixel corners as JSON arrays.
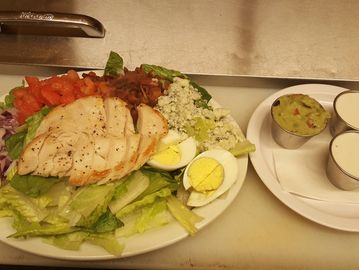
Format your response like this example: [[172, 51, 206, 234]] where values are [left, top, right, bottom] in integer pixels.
[[0, 52, 255, 256]]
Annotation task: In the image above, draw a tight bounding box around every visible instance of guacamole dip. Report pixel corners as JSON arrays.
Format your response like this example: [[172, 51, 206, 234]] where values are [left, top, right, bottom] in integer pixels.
[[271, 94, 330, 136]]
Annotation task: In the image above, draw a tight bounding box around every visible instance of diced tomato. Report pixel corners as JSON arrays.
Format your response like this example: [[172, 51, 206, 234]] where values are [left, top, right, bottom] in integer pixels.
[[67, 69, 80, 81], [81, 77, 96, 95], [13, 90, 42, 124], [41, 85, 61, 106], [12, 87, 28, 98], [25, 76, 40, 87], [293, 108, 300, 115]]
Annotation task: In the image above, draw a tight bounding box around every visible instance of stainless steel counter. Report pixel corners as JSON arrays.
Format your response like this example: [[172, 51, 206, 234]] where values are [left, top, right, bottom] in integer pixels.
[[1, 69, 359, 269], [1, 0, 359, 81]]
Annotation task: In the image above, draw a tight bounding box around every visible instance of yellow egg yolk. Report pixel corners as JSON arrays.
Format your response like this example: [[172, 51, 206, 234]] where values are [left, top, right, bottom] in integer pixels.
[[150, 144, 181, 165], [187, 157, 224, 192]]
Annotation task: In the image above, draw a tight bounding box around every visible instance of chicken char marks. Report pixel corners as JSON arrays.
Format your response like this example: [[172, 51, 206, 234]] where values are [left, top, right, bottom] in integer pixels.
[[18, 96, 168, 186]]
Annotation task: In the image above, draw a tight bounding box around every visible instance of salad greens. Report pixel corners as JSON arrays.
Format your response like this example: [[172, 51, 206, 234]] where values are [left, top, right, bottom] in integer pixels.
[[5, 131, 26, 160], [4, 87, 20, 109], [10, 174, 60, 198], [104, 51, 124, 76]]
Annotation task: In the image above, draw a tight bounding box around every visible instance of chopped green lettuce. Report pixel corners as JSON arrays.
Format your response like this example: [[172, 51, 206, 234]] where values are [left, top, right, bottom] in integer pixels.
[[109, 171, 150, 213], [45, 231, 124, 255], [104, 51, 124, 76], [141, 64, 186, 82], [134, 198, 170, 234], [139, 167, 178, 199], [229, 139, 256, 157], [5, 131, 26, 160], [24, 106, 51, 145], [60, 184, 114, 228], [10, 219, 78, 238], [86, 232, 124, 256], [44, 231, 88, 250], [0, 185, 48, 223], [190, 81, 212, 106], [116, 198, 172, 237], [116, 188, 172, 219], [4, 87, 21, 108], [5, 161, 17, 181], [166, 195, 203, 236], [90, 210, 123, 233], [10, 174, 60, 198]]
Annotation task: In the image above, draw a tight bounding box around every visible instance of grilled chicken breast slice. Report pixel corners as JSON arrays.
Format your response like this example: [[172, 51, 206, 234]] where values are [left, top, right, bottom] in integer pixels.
[[97, 133, 141, 185], [18, 132, 49, 175], [36, 96, 106, 137], [104, 97, 128, 137], [68, 133, 95, 186]]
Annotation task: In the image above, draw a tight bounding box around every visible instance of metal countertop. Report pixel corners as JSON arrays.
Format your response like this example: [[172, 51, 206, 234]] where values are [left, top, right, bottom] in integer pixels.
[[0, 0, 359, 81]]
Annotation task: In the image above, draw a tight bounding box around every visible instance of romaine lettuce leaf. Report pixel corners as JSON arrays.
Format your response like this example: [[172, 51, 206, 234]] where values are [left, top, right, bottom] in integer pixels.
[[116, 188, 172, 219], [5, 161, 17, 181], [109, 170, 150, 214], [5, 130, 26, 160], [24, 106, 51, 145], [139, 167, 178, 199], [134, 198, 170, 233], [141, 64, 186, 82], [10, 174, 60, 198], [4, 87, 21, 108], [104, 51, 124, 76], [90, 209, 123, 233], [45, 231, 124, 256], [43, 231, 88, 250], [166, 195, 203, 236], [10, 216, 77, 238], [0, 185, 48, 223], [86, 232, 124, 256], [229, 139, 256, 157], [116, 198, 172, 237], [60, 184, 114, 228]]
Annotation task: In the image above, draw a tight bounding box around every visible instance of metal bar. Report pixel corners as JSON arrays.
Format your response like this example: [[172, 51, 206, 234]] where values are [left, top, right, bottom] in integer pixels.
[[0, 11, 105, 38]]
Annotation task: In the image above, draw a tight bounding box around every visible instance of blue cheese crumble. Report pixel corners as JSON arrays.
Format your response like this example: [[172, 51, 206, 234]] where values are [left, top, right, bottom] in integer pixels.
[[156, 77, 244, 152]]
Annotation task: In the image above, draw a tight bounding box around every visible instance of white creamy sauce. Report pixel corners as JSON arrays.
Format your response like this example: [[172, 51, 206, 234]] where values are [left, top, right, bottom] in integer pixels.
[[335, 92, 359, 128], [331, 132, 359, 178]]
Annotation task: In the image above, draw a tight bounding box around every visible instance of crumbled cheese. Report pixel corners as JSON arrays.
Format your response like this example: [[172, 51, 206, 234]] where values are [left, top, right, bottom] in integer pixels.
[[156, 78, 244, 152]]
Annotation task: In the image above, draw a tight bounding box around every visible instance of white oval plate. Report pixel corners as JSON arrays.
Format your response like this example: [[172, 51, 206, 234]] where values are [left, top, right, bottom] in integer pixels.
[[247, 83, 359, 232], [0, 72, 248, 260]]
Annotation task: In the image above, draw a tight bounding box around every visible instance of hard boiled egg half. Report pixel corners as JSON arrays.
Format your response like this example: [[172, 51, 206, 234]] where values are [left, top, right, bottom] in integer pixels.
[[182, 149, 238, 207], [147, 130, 197, 171]]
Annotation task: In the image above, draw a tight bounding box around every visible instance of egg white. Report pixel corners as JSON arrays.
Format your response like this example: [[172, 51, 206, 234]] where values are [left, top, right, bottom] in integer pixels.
[[182, 149, 238, 207], [147, 130, 197, 171]]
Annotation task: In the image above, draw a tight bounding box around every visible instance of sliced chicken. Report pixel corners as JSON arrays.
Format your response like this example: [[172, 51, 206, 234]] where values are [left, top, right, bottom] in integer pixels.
[[33, 130, 80, 177], [104, 97, 128, 137], [18, 97, 168, 186], [68, 133, 95, 186], [136, 104, 168, 137], [18, 132, 49, 175], [97, 133, 141, 185], [35, 96, 106, 137]]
